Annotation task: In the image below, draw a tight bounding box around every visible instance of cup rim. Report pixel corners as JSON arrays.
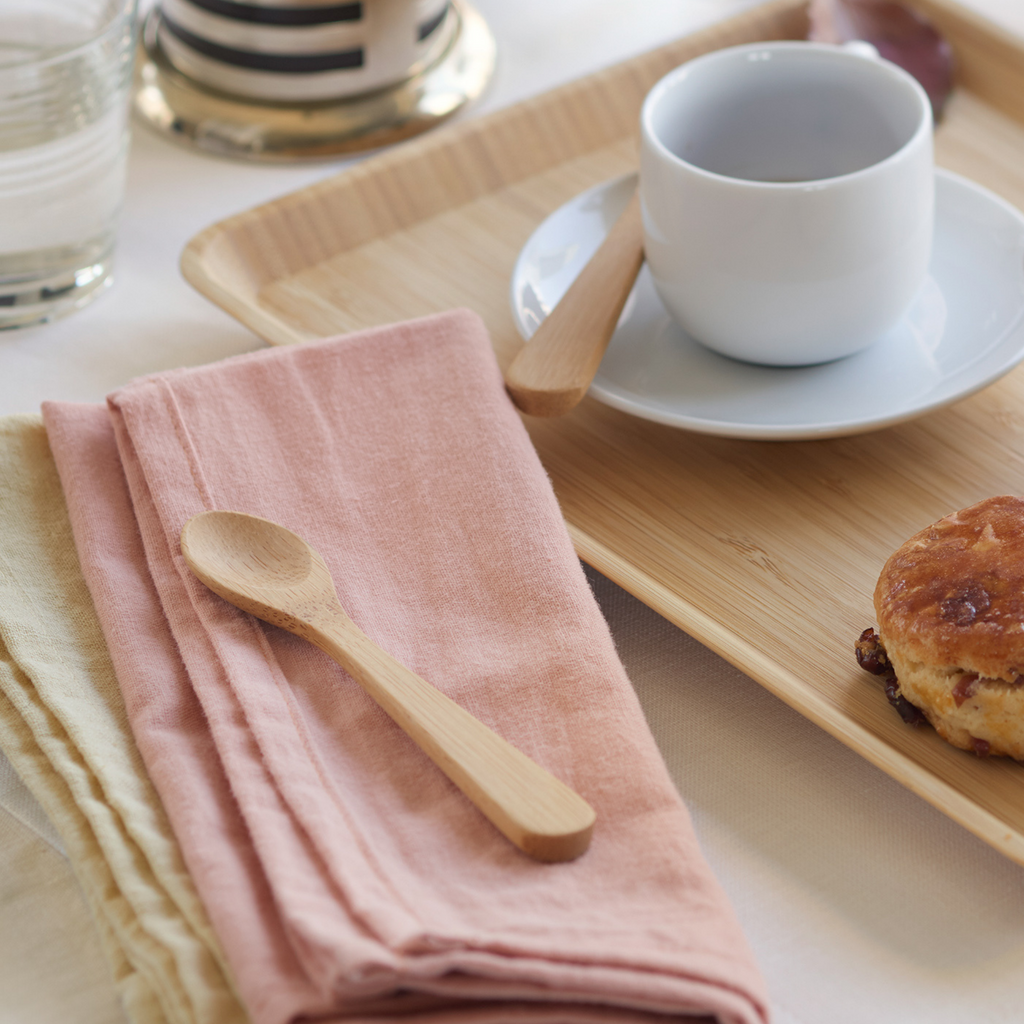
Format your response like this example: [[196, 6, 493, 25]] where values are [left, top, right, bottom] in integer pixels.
[[0, 0, 137, 71], [640, 40, 933, 190]]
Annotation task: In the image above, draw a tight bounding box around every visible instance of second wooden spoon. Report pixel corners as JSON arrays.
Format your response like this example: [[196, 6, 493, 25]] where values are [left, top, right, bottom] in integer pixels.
[[504, 186, 643, 417], [180, 510, 596, 862]]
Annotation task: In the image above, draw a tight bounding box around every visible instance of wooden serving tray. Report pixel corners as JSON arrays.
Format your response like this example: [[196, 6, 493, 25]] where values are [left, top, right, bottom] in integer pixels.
[[182, 0, 1024, 864]]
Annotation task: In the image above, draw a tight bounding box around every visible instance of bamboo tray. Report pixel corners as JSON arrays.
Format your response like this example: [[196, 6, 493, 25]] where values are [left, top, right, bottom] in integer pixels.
[[182, 0, 1024, 865]]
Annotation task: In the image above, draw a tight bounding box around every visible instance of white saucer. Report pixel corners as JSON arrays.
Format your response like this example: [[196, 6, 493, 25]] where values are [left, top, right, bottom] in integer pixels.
[[510, 169, 1024, 439]]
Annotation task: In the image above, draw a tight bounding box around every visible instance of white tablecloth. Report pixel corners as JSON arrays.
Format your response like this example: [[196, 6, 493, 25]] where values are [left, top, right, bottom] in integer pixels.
[[3, 2, 1024, 1022]]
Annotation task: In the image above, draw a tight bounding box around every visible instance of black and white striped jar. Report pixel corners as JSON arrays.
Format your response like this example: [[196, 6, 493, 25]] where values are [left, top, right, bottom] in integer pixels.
[[153, 0, 454, 101]]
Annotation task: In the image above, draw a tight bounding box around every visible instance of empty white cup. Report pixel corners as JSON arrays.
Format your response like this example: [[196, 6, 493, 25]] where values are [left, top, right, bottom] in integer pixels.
[[640, 41, 934, 366]]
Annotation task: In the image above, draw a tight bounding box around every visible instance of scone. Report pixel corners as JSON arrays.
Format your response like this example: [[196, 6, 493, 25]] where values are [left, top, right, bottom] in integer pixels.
[[858, 495, 1024, 759]]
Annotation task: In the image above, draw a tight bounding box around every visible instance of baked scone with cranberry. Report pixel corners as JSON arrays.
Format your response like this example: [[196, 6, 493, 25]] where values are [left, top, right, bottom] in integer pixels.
[[859, 495, 1024, 759]]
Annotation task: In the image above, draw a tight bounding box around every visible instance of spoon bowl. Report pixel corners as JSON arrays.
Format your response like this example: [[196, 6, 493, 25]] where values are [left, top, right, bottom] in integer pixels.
[[184, 509, 314, 589], [180, 510, 596, 862]]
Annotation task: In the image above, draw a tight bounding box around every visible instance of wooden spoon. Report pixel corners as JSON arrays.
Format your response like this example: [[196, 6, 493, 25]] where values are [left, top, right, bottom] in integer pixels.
[[504, 187, 644, 417], [180, 510, 596, 862]]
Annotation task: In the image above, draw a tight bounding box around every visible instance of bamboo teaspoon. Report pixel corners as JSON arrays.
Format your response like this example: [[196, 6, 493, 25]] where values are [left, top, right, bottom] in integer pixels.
[[504, 187, 644, 417], [180, 510, 596, 862]]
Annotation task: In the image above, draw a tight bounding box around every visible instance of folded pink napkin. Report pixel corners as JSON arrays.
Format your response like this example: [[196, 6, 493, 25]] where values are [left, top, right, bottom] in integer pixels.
[[44, 310, 769, 1024]]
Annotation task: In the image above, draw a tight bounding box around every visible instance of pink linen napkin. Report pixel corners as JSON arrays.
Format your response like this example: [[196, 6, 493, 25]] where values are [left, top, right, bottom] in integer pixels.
[[43, 310, 769, 1024]]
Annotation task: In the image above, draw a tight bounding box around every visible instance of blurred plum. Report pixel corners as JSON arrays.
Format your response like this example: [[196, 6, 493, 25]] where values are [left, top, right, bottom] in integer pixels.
[[808, 0, 954, 118]]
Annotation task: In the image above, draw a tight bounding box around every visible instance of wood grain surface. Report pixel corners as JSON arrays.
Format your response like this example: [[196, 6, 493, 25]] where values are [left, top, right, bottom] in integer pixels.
[[182, 0, 1024, 865]]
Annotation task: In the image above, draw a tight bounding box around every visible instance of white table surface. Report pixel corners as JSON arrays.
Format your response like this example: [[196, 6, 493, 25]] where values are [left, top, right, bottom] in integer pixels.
[[4, 2, 1024, 1023]]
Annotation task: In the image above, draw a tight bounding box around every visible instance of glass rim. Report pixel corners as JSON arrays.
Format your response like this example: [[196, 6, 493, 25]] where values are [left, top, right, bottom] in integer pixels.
[[0, 0, 138, 71]]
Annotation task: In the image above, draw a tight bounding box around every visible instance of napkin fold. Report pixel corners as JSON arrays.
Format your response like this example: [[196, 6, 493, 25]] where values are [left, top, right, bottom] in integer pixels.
[[0, 745, 127, 1024], [0, 415, 247, 1024], [44, 309, 769, 1024]]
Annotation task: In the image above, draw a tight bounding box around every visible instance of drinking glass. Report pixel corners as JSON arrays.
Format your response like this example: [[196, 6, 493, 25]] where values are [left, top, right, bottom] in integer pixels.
[[0, 0, 137, 329]]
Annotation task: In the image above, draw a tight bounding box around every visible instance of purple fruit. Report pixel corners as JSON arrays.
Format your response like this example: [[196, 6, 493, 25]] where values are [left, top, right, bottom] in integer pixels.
[[808, 0, 954, 119]]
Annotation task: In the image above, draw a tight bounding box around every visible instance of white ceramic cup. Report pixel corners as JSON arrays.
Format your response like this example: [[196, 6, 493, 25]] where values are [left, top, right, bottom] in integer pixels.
[[639, 41, 934, 366]]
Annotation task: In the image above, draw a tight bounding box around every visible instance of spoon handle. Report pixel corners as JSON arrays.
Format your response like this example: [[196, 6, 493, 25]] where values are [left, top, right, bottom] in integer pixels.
[[504, 187, 644, 418], [310, 611, 596, 862]]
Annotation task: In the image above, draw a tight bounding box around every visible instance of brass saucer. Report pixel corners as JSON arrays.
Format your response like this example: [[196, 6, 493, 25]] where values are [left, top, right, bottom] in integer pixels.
[[132, 0, 496, 162]]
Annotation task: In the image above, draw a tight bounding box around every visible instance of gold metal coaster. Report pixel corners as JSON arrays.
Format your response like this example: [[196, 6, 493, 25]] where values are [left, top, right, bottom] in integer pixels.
[[132, 0, 496, 162]]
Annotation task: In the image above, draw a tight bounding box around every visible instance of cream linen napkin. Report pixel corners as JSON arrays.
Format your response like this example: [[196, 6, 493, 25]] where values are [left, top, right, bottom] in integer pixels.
[[0, 415, 247, 1024], [44, 309, 770, 1024], [0, 747, 126, 1024]]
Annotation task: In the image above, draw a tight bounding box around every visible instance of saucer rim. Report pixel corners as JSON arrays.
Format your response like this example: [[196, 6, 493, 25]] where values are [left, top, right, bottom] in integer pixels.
[[510, 168, 1024, 440]]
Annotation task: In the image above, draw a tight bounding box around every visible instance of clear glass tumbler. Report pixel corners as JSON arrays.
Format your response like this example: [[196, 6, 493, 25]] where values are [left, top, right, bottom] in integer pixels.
[[0, 0, 137, 329]]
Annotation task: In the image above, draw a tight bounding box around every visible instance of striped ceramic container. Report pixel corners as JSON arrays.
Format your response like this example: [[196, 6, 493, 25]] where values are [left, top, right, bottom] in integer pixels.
[[153, 0, 453, 101]]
